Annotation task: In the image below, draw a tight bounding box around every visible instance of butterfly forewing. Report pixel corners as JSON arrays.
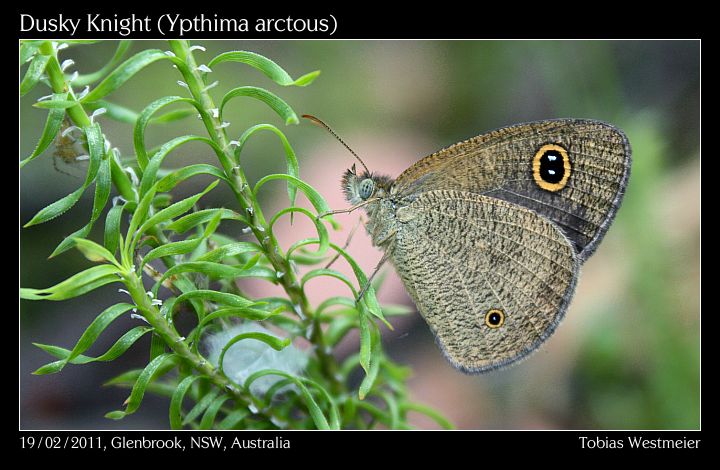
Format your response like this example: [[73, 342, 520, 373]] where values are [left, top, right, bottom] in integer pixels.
[[391, 120, 631, 261]]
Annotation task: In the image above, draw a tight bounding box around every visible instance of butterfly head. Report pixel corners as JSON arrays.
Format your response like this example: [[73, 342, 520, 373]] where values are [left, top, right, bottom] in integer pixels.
[[342, 164, 393, 205]]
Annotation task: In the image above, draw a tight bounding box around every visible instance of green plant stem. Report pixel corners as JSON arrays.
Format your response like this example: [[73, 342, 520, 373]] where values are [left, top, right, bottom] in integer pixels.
[[168, 40, 342, 393], [122, 272, 250, 403]]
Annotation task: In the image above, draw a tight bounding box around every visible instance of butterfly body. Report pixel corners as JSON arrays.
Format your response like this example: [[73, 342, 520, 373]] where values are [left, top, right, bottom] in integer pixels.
[[342, 119, 631, 373]]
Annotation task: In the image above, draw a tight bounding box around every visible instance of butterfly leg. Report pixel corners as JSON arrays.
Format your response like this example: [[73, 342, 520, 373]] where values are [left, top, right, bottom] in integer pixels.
[[324, 215, 364, 269], [357, 248, 392, 301]]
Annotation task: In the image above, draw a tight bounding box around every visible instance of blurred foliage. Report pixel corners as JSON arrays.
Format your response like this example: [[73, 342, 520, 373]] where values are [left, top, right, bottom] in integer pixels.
[[20, 40, 699, 429]]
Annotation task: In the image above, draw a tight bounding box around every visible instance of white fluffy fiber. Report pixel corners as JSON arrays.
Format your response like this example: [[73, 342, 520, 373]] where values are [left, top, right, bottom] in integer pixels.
[[203, 323, 308, 396]]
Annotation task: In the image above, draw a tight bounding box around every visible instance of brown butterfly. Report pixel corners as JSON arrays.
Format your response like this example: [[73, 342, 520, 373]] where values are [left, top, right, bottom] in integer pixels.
[[309, 116, 631, 373]]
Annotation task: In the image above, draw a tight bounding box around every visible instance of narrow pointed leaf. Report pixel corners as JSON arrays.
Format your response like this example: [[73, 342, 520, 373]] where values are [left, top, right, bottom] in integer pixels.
[[82, 49, 171, 103], [106, 353, 179, 419], [21, 264, 121, 300], [20, 53, 50, 96], [221, 86, 299, 125], [208, 50, 320, 87], [236, 124, 299, 207], [20, 95, 66, 168]]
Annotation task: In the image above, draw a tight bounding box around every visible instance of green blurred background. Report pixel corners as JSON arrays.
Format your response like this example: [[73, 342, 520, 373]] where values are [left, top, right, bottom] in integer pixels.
[[20, 40, 699, 429]]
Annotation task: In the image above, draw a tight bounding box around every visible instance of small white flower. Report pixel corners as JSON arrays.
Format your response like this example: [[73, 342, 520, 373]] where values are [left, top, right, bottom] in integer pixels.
[[216, 121, 231, 129], [56, 43, 69, 51], [131, 313, 150, 324], [228, 140, 239, 147], [89, 107, 106, 124], [76, 86, 90, 100], [196, 64, 212, 73], [210, 108, 220, 118], [124, 166, 139, 186], [67, 71, 79, 83], [74, 155, 90, 161], [61, 125, 79, 137], [164, 51, 176, 57], [203, 81, 219, 92], [112, 196, 128, 206], [118, 288, 130, 296], [60, 59, 74, 72], [189, 45, 206, 52], [177, 80, 189, 90]]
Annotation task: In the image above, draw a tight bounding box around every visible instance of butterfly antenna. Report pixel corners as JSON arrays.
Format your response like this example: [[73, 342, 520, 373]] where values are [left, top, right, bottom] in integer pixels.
[[302, 114, 370, 174]]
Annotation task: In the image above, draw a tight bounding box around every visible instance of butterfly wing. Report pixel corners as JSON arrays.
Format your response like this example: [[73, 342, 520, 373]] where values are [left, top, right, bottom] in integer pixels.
[[390, 190, 579, 373], [391, 119, 631, 261]]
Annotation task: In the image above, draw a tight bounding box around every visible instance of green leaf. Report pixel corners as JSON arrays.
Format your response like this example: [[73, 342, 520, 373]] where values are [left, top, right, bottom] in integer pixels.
[[20, 42, 40, 65], [20, 53, 50, 96], [401, 403, 455, 430], [379, 391, 401, 429], [325, 316, 358, 347], [359, 314, 381, 400], [104, 202, 125, 255], [32, 303, 134, 374], [72, 40, 132, 87], [175, 289, 255, 310], [21, 264, 121, 300], [244, 370, 336, 430], [218, 333, 291, 376], [196, 241, 261, 263], [169, 375, 206, 429], [208, 50, 320, 87], [50, 153, 112, 257], [200, 394, 232, 429], [106, 353, 179, 420], [302, 268, 357, 297], [24, 123, 104, 227], [133, 96, 199, 170], [218, 408, 249, 429], [20, 94, 66, 168], [254, 174, 331, 217], [144, 210, 222, 267], [33, 99, 80, 109], [183, 389, 220, 426], [81, 49, 171, 103], [126, 185, 156, 257], [199, 305, 281, 326], [86, 99, 139, 124], [287, 239, 389, 328], [156, 164, 228, 192], [138, 135, 222, 198], [167, 209, 247, 234], [72, 237, 122, 268], [236, 124, 299, 207], [270, 207, 329, 256], [24, 186, 84, 227], [135, 180, 219, 241], [358, 302, 372, 375], [158, 262, 277, 287], [34, 327, 151, 367], [221, 86, 299, 125]]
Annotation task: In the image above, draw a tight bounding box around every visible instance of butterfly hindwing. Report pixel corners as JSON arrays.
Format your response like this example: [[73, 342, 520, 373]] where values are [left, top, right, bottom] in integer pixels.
[[389, 190, 579, 372]]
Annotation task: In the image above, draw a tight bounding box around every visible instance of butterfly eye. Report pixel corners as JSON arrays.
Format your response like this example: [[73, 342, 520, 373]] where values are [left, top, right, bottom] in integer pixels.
[[359, 178, 375, 200], [484, 309, 505, 329]]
